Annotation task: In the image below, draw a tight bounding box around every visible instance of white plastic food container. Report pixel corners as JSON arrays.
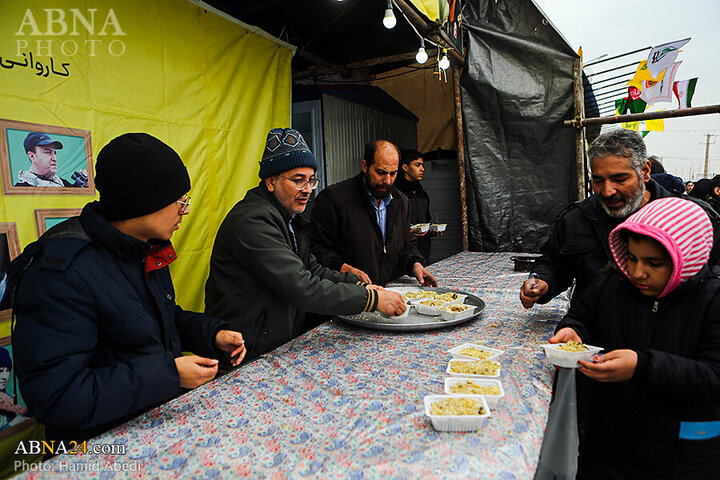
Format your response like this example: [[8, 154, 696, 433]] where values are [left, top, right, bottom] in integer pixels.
[[406, 294, 438, 306], [430, 223, 447, 232], [424, 394, 491, 432], [434, 292, 467, 305], [415, 299, 447, 316], [447, 343, 504, 361], [542, 343, 603, 368], [446, 359, 501, 378], [410, 223, 431, 233], [439, 303, 475, 321], [443, 378, 505, 410], [385, 287, 422, 307]]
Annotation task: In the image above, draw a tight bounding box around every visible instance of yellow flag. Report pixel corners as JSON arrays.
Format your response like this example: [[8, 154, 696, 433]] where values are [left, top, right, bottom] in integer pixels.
[[623, 122, 640, 131], [627, 61, 665, 89], [410, 0, 440, 21], [644, 118, 665, 131]]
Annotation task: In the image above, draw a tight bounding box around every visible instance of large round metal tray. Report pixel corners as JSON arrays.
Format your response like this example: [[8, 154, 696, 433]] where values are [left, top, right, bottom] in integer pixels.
[[336, 287, 485, 332]]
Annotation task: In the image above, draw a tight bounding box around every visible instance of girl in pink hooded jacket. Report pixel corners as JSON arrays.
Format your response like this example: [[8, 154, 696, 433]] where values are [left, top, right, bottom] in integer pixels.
[[550, 197, 720, 479]]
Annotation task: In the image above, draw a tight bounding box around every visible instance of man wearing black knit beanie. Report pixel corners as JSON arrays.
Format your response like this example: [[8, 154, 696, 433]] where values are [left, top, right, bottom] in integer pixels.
[[5, 133, 246, 442], [205, 128, 406, 361]]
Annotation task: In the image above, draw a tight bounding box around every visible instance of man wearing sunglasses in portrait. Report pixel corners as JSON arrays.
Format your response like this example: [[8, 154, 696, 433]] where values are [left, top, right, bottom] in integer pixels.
[[206, 128, 406, 362], [6, 133, 246, 442]]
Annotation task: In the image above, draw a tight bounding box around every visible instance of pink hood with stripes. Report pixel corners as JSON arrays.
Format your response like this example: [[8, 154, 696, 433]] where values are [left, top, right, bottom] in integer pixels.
[[609, 197, 714, 298]]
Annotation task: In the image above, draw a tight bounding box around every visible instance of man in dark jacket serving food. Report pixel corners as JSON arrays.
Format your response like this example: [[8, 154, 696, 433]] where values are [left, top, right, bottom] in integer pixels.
[[309, 140, 437, 287], [205, 129, 405, 361]]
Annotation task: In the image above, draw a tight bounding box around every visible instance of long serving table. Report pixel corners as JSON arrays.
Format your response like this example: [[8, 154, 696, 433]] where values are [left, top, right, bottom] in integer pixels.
[[24, 252, 569, 479]]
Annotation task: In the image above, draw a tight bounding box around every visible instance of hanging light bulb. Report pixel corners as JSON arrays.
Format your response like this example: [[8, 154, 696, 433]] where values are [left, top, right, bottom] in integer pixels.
[[438, 48, 450, 70], [415, 38, 428, 64], [383, 0, 396, 29]]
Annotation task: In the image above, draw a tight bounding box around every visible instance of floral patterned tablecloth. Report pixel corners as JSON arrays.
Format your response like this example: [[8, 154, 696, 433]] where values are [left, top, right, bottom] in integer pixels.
[[23, 252, 568, 479]]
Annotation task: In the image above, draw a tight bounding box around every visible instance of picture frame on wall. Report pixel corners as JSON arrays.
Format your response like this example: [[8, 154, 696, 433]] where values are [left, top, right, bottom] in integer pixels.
[[0, 223, 20, 323], [0, 339, 35, 440], [0, 118, 95, 196], [34, 209, 82, 237]]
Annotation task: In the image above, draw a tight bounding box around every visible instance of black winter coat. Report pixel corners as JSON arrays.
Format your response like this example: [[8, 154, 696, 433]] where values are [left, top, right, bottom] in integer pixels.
[[533, 179, 720, 302], [394, 175, 432, 261], [8, 203, 228, 442], [205, 185, 375, 361], [557, 267, 720, 479], [310, 173, 425, 286]]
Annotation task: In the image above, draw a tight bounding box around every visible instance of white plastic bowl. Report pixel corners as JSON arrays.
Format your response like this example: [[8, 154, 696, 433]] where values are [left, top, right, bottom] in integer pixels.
[[415, 299, 447, 316], [424, 394, 491, 432], [446, 359, 501, 378], [402, 290, 438, 305], [439, 304, 476, 321], [542, 343, 602, 368], [411, 223, 430, 233], [434, 292, 467, 305], [443, 378, 505, 410], [447, 343, 504, 361]]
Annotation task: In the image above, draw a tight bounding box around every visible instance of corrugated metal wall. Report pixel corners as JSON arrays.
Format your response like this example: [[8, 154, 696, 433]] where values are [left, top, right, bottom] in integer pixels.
[[322, 94, 418, 186], [422, 157, 463, 263]]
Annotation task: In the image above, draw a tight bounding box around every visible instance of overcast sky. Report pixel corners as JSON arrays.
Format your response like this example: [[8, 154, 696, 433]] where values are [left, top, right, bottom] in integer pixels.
[[533, 0, 720, 181]]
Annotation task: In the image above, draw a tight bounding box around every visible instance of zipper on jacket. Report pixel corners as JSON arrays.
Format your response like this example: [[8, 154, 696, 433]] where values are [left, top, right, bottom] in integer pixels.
[[651, 300, 659, 313], [383, 245, 387, 254]]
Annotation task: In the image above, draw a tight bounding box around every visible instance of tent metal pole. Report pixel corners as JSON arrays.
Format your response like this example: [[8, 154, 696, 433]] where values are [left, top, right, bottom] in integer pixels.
[[592, 87, 628, 101], [592, 79, 630, 91], [584, 46, 651, 67], [452, 67, 469, 251], [564, 105, 720, 127], [573, 57, 587, 200], [591, 72, 634, 85], [586, 61, 640, 77]]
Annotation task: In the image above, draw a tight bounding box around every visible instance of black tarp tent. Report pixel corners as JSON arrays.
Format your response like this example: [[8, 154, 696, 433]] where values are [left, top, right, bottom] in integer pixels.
[[206, 0, 586, 253], [460, 0, 579, 252]]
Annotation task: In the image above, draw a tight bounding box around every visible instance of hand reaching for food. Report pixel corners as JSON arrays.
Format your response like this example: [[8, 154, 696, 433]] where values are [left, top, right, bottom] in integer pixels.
[[376, 290, 406, 316], [549, 327, 582, 344]]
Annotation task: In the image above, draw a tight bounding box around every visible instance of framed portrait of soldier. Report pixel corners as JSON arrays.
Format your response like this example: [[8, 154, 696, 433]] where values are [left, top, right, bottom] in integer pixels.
[[0, 223, 20, 323], [0, 118, 95, 196], [34, 209, 82, 238], [0, 341, 35, 440]]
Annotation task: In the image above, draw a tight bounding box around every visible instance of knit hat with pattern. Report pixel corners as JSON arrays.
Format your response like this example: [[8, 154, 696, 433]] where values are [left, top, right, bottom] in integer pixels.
[[258, 128, 317, 178]]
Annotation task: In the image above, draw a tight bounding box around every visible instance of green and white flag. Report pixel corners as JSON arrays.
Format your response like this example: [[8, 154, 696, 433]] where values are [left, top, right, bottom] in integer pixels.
[[647, 37, 690, 78], [673, 78, 698, 109], [641, 61, 681, 105]]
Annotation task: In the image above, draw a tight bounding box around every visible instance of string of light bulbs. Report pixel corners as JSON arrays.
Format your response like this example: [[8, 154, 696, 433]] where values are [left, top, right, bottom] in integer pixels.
[[380, 0, 452, 71]]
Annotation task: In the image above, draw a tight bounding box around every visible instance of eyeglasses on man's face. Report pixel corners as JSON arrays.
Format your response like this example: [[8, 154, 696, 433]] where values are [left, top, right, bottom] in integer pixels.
[[280, 176, 320, 190], [176, 194, 191, 213]]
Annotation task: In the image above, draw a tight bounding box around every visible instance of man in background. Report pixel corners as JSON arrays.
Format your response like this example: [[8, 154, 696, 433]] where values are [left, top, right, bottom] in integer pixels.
[[394, 149, 435, 261], [310, 140, 437, 287], [520, 129, 720, 309]]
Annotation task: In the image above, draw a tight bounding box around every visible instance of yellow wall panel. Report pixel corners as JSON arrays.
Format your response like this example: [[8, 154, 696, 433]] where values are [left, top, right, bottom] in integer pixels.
[[0, 0, 292, 312]]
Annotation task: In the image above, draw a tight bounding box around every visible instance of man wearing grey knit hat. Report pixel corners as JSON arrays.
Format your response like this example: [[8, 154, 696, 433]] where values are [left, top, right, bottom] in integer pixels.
[[206, 128, 405, 362]]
